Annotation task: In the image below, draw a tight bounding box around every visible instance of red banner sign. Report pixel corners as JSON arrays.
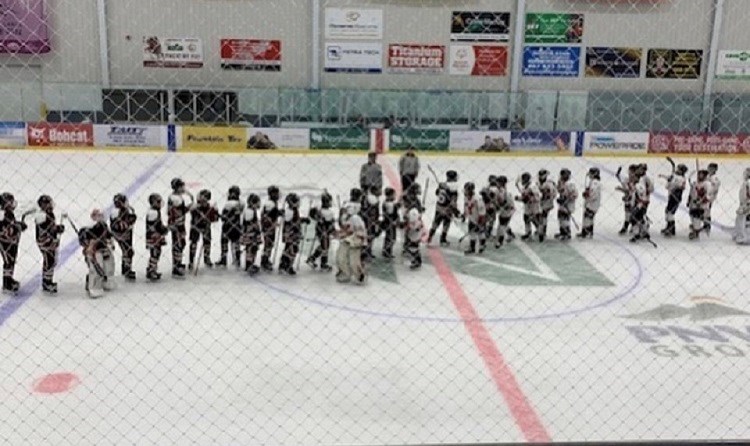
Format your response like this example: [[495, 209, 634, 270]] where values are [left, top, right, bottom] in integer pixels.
[[388, 44, 445, 74], [649, 132, 750, 155], [27, 123, 94, 147], [220, 39, 281, 71]]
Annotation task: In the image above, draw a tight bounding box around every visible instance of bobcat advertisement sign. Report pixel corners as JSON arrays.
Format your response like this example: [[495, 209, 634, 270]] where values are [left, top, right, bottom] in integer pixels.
[[450, 11, 510, 42], [27, 123, 94, 147], [220, 39, 281, 71], [388, 44, 445, 74], [143, 37, 203, 69]]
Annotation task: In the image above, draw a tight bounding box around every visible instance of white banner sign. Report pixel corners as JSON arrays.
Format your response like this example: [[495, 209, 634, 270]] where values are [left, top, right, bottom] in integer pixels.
[[325, 8, 383, 40], [449, 130, 512, 152], [143, 37, 203, 68], [717, 50, 750, 79], [94, 125, 166, 148], [325, 42, 383, 73], [247, 128, 310, 150], [583, 132, 649, 154], [0, 122, 26, 147]]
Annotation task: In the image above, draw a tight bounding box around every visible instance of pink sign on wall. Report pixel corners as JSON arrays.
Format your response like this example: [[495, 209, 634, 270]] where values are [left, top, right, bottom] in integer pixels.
[[0, 0, 51, 54]]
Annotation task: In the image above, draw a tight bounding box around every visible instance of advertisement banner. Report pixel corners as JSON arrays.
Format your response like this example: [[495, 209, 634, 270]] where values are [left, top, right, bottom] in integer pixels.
[[583, 132, 649, 155], [390, 128, 449, 151], [449, 130, 512, 152], [649, 132, 750, 155], [510, 131, 572, 153], [143, 37, 203, 68], [0, 122, 26, 147], [449, 45, 508, 76], [585, 47, 642, 78], [388, 44, 445, 74], [716, 50, 750, 80], [220, 39, 281, 71], [522, 46, 580, 77], [0, 0, 50, 54], [324, 8, 383, 40], [310, 128, 369, 150], [246, 128, 310, 150], [525, 13, 584, 44], [450, 11, 511, 42], [324, 42, 383, 73], [646, 49, 702, 79], [93, 125, 165, 148], [27, 123, 94, 147], [182, 126, 247, 151]]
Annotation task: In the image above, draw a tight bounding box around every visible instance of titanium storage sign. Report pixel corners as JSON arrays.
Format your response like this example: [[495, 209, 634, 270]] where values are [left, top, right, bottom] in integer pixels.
[[325, 42, 383, 73], [325, 8, 383, 40], [93, 125, 165, 148], [523, 46, 580, 77], [450, 11, 511, 42], [716, 50, 750, 80], [388, 44, 445, 74]]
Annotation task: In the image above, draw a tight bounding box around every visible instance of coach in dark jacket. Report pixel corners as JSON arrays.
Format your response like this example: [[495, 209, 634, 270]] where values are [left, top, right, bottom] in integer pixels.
[[399, 147, 420, 193]]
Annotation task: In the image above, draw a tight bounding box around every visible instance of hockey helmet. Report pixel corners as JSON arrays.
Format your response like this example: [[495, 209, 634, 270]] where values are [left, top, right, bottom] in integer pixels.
[[708, 163, 718, 174], [286, 192, 300, 208], [488, 175, 498, 186], [538, 169, 549, 180], [0, 192, 16, 211], [446, 170, 458, 182], [560, 169, 571, 180], [321, 191, 333, 208], [267, 185, 280, 201], [588, 167, 601, 179], [408, 182, 421, 196], [148, 193, 162, 208], [228, 185, 240, 200], [90, 208, 104, 222], [171, 177, 185, 192], [38, 194, 54, 211], [464, 181, 475, 194], [676, 164, 688, 175], [384, 187, 396, 199], [198, 189, 212, 203], [247, 193, 261, 207], [521, 172, 531, 185], [113, 193, 127, 208], [697, 169, 709, 180], [496, 175, 508, 186], [350, 188, 363, 202]]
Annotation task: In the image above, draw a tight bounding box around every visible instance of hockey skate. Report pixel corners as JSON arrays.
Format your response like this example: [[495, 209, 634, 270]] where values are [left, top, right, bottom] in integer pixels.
[[123, 269, 136, 281], [215, 257, 228, 267], [319, 263, 332, 273], [464, 240, 477, 255], [618, 223, 629, 236], [42, 279, 58, 294], [439, 235, 450, 247], [3, 277, 19, 294], [661, 222, 676, 238], [306, 257, 317, 269], [146, 270, 162, 282], [520, 232, 532, 241]]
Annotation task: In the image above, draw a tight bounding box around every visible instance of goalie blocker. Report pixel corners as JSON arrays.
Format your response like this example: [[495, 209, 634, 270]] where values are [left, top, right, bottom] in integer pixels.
[[78, 209, 116, 298]]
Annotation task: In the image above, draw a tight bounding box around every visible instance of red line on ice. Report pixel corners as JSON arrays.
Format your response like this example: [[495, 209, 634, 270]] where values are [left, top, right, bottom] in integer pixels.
[[379, 155, 551, 443]]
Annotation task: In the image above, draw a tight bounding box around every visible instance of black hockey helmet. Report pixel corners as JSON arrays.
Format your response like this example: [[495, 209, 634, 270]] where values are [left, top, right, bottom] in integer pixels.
[[286, 192, 300, 208], [0, 192, 16, 211], [538, 169, 549, 180], [384, 187, 396, 199], [171, 177, 185, 192], [148, 193, 162, 208], [521, 172, 531, 185], [228, 185, 240, 200], [446, 170, 458, 181], [408, 182, 421, 196], [321, 191, 333, 208], [113, 193, 127, 208], [708, 162, 718, 173], [588, 167, 601, 180], [496, 175, 508, 186], [267, 185, 280, 201], [464, 181, 475, 194], [676, 164, 688, 175], [370, 185, 381, 196], [198, 189, 212, 203], [247, 193, 261, 207], [488, 175, 498, 185], [38, 194, 53, 211], [560, 168, 571, 180], [350, 187, 362, 202], [697, 169, 709, 180]]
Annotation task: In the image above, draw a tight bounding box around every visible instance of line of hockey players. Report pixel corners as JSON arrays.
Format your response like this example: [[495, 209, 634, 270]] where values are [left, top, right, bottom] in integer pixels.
[[1, 161, 749, 296]]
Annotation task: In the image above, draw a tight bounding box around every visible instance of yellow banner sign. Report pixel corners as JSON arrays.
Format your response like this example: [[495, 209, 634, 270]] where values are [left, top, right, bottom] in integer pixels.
[[182, 126, 247, 151]]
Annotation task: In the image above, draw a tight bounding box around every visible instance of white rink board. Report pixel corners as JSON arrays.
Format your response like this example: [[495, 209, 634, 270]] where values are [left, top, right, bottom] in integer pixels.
[[0, 150, 749, 445]]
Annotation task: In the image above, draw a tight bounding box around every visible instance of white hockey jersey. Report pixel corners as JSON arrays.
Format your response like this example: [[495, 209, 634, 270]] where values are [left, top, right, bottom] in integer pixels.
[[539, 178, 558, 211], [583, 179, 602, 212], [519, 183, 541, 215], [557, 181, 578, 214], [464, 195, 486, 225], [634, 177, 651, 208], [709, 174, 721, 203], [665, 175, 687, 200], [496, 187, 516, 218], [689, 179, 712, 210], [405, 208, 424, 242]]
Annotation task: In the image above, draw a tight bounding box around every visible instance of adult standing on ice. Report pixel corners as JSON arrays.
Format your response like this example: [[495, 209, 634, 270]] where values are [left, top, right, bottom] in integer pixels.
[[398, 147, 420, 194], [734, 168, 750, 245], [359, 152, 383, 193]]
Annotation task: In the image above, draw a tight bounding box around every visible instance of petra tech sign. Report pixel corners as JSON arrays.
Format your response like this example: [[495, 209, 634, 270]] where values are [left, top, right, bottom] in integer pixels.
[[623, 297, 750, 358]]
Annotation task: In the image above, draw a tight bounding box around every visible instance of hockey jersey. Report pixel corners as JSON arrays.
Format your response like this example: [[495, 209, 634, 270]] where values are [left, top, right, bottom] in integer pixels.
[[583, 179, 602, 212], [464, 195, 486, 225], [539, 178, 558, 211], [557, 181, 578, 214]]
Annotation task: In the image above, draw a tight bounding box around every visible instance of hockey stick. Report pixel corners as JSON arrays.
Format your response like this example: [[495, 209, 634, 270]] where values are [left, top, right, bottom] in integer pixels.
[[422, 178, 430, 209], [192, 240, 202, 276], [65, 215, 108, 279], [666, 156, 676, 174], [427, 164, 440, 183]]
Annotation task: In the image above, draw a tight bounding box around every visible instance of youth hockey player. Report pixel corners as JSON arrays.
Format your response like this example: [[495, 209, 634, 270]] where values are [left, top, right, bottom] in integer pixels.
[[218, 185, 243, 267], [260, 185, 281, 272], [167, 178, 192, 277], [380, 187, 400, 259], [336, 189, 367, 285], [615, 165, 637, 235], [660, 164, 688, 237], [629, 166, 653, 243], [404, 206, 424, 269], [307, 191, 336, 272], [79, 209, 115, 298], [279, 193, 309, 275], [362, 186, 381, 260], [495, 176, 516, 247], [537, 169, 557, 242], [110, 193, 137, 280], [463, 182, 486, 255], [0, 192, 25, 293], [555, 169, 577, 241], [145, 193, 169, 281], [705, 163, 721, 235], [579, 168, 602, 239], [427, 170, 459, 247], [516, 173, 541, 241], [35, 195, 65, 293], [483, 176, 500, 241], [188, 189, 219, 271], [734, 168, 750, 245], [241, 193, 262, 274], [688, 169, 712, 240]]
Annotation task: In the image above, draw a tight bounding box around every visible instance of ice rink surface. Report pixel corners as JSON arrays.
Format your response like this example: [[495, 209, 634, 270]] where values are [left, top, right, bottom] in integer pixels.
[[1, 150, 749, 445]]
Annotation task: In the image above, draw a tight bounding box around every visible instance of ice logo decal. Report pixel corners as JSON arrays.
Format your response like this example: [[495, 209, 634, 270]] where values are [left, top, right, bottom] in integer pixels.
[[623, 296, 750, 358]]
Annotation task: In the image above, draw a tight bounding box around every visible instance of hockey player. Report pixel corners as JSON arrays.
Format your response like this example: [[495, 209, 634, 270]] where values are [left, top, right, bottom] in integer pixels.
[[35, 195, 65, 293], [579, 168, 602, 239], [688, 169, 712, 240], [483, 176, 500, 241], [167, 178, 192, 277], [705, 163, 721, 235], [188, 189, 219, 271], [428, 170, 459, 247], [145, 193, 169, 281], [495, 176, 516, 247], [279, 193, 309, 275], [307, 191, 336, 271], [404, 206, 424, 269], [218, 185, 243, 267], [629, 166, 652, 243], [380, 187, 401, 259], [362, 186, 381, 260], [241, 193, 262, 274], [516, 173, 541, 241], [463, 182, 486, 255], [660, 164, 688, 237], [79, 209, 115, 298], [555, 169, 577, 241], [260, 185, 282, 272], [336, 189, 367, 284], [537, 169, 558, 242], [734, 168, 750, 245], [110, 193, 137, 280], [615, 165, 637, 235], [0, 192, 25, 293]]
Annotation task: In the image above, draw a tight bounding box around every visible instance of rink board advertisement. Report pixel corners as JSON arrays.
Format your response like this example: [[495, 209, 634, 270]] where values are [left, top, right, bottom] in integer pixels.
[[585, 47, 642, 78], [583, 132, 649, 155], [524, 13, 584, 44], [449, 45, 508, 76], [646, 49, 703, 79], [449, 130, 511, 152], [0, 122, 26, 147], [324, 42, 383, 73], [143, 37, 203, 68], [27, 123, 93, 147], [247, 128, 310, 150], [388, 44, 445, 74], [93, 125, 165, 148], [522, 46, 580, 77], [389, 128, 449, 151], [649, 132, 750, 155], [310, 128, 369, 150], [181, 126, 246, 151], [510, 131, 573, 153], [716, 50, 750, 80], [324, 8, 383, 40], [0, 0, 50, 54], [220, 39, 281, 72], [450, 11, 511, 42]]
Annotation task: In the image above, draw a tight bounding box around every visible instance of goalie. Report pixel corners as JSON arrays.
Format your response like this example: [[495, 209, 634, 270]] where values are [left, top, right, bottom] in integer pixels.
[[79, 209, 115, 298]]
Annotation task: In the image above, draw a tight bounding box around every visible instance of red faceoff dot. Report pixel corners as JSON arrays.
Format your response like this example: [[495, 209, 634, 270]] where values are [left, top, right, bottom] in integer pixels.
[[32, 372, 80, 394]]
